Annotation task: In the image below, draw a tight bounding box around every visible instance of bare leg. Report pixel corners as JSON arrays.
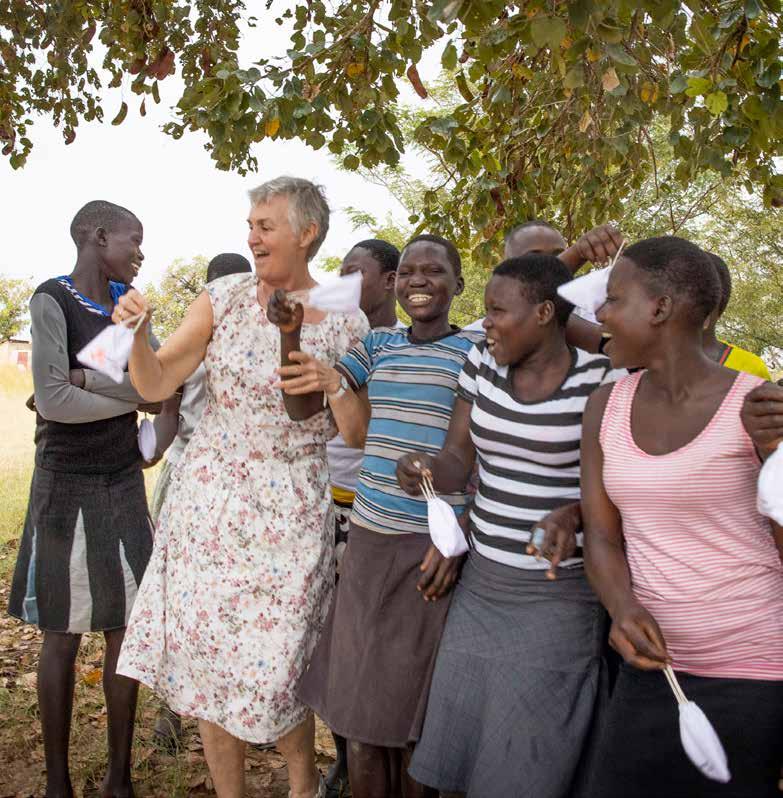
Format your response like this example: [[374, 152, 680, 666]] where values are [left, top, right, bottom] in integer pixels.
[[199, 719, 246, 798], [347, 741, 391, 798], [277, 713, 320, 798], [38, 631, 82, 798], [101, 628, 138, 797]]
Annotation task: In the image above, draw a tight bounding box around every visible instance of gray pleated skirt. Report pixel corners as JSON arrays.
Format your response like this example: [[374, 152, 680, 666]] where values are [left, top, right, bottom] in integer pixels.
[[408, 552, 607, 798], [8, 464, 153, 633]]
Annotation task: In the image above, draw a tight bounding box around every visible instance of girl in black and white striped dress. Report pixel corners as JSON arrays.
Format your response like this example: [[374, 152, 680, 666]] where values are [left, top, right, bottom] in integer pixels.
[[8, 201, 154, 798], [397, 254, 624, 798]]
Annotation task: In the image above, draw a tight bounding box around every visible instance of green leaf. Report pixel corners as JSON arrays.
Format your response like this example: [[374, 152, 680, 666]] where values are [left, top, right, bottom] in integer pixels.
[[685, 76, 712, 97], [343, 154, 360, 170], [670, 74, 688, 94], [564, 66, 584, 89], [606, 44, 636, 66], [744, 0, 762, 20], [530, 16, 567, 50], [442, 42, 458, 71], [705, 91, 728, 115]]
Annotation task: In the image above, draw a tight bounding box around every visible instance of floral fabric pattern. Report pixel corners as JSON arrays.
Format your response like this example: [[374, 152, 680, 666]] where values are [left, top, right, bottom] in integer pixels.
[[118, 272, 369, 742]]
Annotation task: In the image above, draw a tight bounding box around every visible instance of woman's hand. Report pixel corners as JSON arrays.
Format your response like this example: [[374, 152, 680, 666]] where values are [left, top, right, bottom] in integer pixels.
[[741, 379, 783, 459], [267, 288, 304, 334], [275, 351, 340, 395], [396, 452, 436, 496], [609, 601, 670, 670], [112, 288, 152, 334], [417, 544, 464, 601], [527, 502, 581, 580], [560, 224, 624, 271]]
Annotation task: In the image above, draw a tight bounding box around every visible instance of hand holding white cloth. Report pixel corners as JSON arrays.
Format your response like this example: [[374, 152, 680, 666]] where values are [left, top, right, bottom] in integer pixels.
[[757, 443, 783, 525], [307, 272, 362, 314]]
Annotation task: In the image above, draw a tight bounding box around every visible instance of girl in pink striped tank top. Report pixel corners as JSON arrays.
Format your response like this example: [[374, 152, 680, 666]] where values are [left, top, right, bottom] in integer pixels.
[[581, 236, 783, 798]]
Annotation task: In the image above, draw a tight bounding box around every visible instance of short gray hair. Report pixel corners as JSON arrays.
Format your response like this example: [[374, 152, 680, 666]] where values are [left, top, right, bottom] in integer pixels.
[[248, 176, 330, 261]]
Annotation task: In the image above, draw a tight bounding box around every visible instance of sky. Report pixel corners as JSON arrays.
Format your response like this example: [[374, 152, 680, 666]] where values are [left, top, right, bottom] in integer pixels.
[[0, 11, 441, 290]]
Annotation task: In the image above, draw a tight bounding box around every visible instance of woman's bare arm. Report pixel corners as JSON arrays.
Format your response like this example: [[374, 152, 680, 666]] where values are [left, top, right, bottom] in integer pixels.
[[115, 289, 212, 402]]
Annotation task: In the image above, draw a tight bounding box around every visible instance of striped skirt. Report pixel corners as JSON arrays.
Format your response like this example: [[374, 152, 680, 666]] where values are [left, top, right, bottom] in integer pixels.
[[8, 464, 153, 633]]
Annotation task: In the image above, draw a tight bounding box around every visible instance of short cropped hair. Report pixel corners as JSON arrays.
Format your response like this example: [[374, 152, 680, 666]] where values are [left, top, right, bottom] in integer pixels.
[[623, 236, 720, 326], [206, 253, 252, 283], [403, 234, 462, 276], [707, 252, 732, 316], [351, 239, 401, 274], [248, 176, 330, 260], [493, 254, 574, 327], [70, 200, 138, 249], [503, 219, 561, 246]]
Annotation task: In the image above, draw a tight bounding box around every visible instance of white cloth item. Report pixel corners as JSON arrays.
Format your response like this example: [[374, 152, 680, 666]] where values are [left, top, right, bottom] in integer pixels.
[[308, 272, 362, 314], [427, 497, 469, 558], [557, 266, 611, 315], [757, 443, 783, 525], [138, 418, 157, 462], [678, 701, 731, 783], [76, 323, 135, 384]]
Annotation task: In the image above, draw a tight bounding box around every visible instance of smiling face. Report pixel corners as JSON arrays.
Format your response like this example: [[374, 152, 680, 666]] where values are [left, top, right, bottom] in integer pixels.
[[483, 275, 553, 366], [247, 194, 313, 285], [395, 240, 463, 323], [504, 225, 567, 260], [596, 256, 660, 368], [100, 216, 144, 285], [340, 246, 394, 316]]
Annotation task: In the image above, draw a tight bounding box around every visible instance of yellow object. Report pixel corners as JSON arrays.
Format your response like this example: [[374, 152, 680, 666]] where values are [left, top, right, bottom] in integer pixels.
[[719, 340, 772, 381], [331, 486, 356, 505]]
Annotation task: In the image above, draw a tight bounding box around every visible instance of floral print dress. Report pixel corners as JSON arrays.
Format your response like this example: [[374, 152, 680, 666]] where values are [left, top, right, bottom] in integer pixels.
[[118, 272, 369, 742]]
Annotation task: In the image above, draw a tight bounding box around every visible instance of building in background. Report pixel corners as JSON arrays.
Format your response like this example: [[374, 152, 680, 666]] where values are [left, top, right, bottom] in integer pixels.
[[0, 334, 32, 370]]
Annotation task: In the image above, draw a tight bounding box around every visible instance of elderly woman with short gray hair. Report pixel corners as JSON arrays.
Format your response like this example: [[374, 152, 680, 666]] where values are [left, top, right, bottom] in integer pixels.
[[115, 176, 369, 798]]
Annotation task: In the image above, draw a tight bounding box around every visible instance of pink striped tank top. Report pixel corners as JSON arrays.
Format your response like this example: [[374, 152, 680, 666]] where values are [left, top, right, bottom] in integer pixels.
[[600, 370, 783, 680]]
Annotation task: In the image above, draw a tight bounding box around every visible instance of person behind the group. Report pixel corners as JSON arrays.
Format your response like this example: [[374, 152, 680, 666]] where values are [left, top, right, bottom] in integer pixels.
[[145, 252, 251, 748], [113, 177, 368, 798], [581, 236, 783, 797], [323, 238, 401, 794], [396, 255, 625, 798], [467, 220, 623, 354], [702, 252, 771, 380], [8, 200, 154, 798], [273, 234, 482, 798]]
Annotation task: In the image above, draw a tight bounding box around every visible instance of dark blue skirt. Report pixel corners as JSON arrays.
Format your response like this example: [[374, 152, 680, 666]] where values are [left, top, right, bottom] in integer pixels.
[[8, 464, 153, 633]]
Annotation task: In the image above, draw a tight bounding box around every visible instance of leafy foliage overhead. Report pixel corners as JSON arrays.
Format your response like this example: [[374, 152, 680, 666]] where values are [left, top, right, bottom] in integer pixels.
[[3, 1, 783, 255], [0, 276, 33, 343]]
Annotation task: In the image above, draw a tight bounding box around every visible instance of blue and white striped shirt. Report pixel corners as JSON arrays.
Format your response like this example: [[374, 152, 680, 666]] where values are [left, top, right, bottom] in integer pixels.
[[338, 326, 483, 535]]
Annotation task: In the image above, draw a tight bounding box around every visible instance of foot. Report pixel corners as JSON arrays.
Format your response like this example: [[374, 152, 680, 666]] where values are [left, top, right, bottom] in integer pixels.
[[324, 759, 350, 797], [152, 705, 183, 753], [99, 775, 135, 798], [289, 772, 326, 798]]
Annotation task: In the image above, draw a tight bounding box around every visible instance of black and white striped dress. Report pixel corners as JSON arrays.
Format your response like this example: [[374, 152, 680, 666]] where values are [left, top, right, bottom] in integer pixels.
[[8, 277, 152, 634], [409, 342, 624, 798]]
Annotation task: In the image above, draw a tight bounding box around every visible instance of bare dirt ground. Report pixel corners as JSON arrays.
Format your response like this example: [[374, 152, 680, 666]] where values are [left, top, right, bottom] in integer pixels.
[[0, 554, 337, 798]]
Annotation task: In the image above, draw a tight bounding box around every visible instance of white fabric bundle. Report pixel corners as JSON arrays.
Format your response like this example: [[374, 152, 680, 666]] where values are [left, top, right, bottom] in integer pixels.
[[664, 666, 731, 783], [557, 265, 611, 315], [307, 272, 362, 314], [76, 322, 136, 384], [138, 418, 157, 462], [420, 469, 468, 558], [757, 443, 783, 525], [427, 496, 469, 558]]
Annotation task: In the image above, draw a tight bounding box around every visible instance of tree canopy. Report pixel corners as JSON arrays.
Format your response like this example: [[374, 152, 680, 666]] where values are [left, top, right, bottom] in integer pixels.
[[0, 276, 33, 343], [3, 1, 783, 256]]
